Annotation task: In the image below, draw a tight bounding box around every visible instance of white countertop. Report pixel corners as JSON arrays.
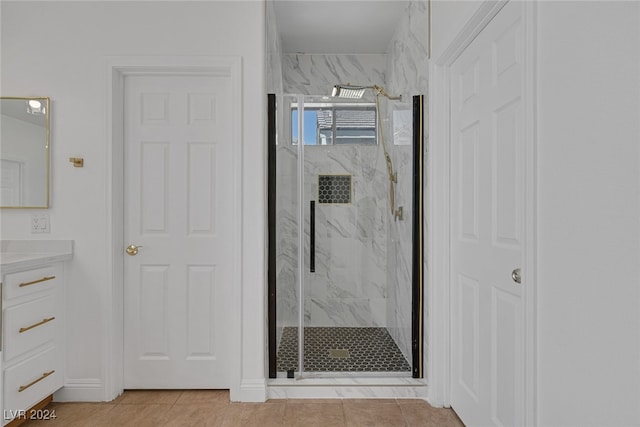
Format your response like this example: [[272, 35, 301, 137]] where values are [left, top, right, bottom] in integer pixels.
[[0, 240, 73, 272]]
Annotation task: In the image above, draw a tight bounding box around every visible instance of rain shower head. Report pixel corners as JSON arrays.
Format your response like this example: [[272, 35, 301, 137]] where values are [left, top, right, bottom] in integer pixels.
[[331, 84, 368, 99], [331, 84, 401, 101]]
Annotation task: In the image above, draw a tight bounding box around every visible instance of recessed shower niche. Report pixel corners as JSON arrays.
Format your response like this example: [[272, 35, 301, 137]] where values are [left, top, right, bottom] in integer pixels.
[[267, 92, 424, 379], [318, 174, 352, 205]]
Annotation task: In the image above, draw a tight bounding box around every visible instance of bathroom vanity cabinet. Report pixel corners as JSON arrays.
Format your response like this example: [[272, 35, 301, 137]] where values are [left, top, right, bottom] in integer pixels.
[[0, 241, 72, 425]]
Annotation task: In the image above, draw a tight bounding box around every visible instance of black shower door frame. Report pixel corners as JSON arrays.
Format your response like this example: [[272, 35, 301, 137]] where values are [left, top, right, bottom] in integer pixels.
[[267, 93, 424, 379]]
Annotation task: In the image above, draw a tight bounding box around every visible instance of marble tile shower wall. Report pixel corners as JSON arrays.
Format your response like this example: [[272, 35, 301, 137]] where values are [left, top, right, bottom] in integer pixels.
[[385, 0, 430, 365], [304, 146, 389, 327], [275, 143, 390, 330], [276, 55, 390, 330], [267, 0, 289, 347], [275, 142, 299, 335], [266, 0, 283, 94], [282, 54, 386, 97]]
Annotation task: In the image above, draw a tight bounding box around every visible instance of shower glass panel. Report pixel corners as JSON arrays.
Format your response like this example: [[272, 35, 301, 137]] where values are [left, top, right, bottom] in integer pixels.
[[274, 94, 416, 378], [274, 94, 301, 378]]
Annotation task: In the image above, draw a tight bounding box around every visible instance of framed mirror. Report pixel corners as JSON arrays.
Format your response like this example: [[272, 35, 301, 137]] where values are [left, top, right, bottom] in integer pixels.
[[0, 97, 50, 208]]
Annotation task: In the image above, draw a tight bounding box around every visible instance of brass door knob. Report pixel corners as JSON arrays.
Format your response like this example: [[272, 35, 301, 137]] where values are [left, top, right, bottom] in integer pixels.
[[126, 244, 142, 256]]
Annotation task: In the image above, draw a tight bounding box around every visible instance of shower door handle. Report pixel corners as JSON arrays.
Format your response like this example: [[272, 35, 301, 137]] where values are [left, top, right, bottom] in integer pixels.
[[310, 201, 315, 273]]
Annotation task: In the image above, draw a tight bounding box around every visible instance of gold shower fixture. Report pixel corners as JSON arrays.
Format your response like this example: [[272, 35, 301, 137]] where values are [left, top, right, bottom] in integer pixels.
[[332, 83, 403, 220], [331, 84, 401, 101]]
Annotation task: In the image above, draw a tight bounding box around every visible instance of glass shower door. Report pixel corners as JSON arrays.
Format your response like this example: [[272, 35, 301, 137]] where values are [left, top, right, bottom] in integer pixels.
[[300, 95, 412, 376], [272, 94, 301, 378], [271, 93, 421, 378]]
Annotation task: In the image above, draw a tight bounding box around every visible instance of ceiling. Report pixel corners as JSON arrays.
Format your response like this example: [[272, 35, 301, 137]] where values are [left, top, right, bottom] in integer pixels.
[[272, 0, 410, 54]]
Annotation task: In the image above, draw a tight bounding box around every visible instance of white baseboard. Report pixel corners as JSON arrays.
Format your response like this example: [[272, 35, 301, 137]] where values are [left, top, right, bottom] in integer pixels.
[[235, 378, 267, 402], [54, 379, 105, 402]]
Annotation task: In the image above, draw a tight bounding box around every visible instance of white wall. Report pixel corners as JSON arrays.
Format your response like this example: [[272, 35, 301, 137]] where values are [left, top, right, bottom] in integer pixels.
[[0, 0, 266, 401], [430, 0, 640, 424], [431, 0, 482, 60], [537, 2, 640, 425]]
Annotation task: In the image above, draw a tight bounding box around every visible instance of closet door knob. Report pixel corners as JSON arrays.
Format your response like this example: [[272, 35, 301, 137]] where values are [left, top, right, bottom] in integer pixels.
[[511, 268, 521, 284]]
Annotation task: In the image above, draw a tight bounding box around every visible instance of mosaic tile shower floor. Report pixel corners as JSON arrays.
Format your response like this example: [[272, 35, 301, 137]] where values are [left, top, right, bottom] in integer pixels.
[[277, 327, 411, 372]]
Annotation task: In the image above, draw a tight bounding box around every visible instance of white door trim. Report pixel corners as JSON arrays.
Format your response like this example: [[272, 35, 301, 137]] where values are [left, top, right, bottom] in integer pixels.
[[427, 2, 537, 425], [105, 55, 243, 401]]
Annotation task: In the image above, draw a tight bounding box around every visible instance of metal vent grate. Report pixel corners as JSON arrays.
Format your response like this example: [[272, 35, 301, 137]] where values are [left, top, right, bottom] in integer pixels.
[[318, 174, 352, 204]]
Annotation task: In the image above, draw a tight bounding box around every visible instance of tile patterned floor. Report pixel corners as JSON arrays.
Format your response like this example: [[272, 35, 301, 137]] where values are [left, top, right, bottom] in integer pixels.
[[277, 327, 412, 373], [19, 390, 465, 427]]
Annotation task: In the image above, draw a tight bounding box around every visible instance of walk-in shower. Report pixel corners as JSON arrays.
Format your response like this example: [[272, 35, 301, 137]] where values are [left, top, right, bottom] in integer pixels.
[[267, 89, 424, 379]]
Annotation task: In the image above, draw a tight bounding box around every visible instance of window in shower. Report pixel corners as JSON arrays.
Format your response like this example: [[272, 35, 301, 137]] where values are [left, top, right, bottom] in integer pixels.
[[291, 103, 377, 146]]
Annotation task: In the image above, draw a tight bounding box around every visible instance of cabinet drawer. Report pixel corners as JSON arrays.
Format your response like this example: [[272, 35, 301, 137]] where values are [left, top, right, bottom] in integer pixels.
[[3, 266, 58, 300], [4, 347, 60, 420], [4, 295, 56, 362]]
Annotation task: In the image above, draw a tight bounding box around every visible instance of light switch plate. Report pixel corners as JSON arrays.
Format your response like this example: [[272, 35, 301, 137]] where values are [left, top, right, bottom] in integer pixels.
[[31, 213, 50, 233]]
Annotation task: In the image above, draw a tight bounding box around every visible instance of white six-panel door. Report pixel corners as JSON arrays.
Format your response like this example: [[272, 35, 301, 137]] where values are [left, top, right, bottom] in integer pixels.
[[450, 2, 525, 425], [123, 74, 232, 388]]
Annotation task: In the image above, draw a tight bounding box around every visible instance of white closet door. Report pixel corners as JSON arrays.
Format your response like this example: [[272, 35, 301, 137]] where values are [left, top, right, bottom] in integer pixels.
[[450, 2, 526, 425]]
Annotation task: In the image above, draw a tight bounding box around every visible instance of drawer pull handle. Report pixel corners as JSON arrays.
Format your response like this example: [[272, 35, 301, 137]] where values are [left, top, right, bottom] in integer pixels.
[[18, 370, 55, 392], [19, 276, 56, 287], [19, 317, 56, 333]]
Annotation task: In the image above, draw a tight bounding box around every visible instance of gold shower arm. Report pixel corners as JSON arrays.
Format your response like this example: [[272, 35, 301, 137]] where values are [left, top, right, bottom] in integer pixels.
[[372, 85, 402, 101]]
